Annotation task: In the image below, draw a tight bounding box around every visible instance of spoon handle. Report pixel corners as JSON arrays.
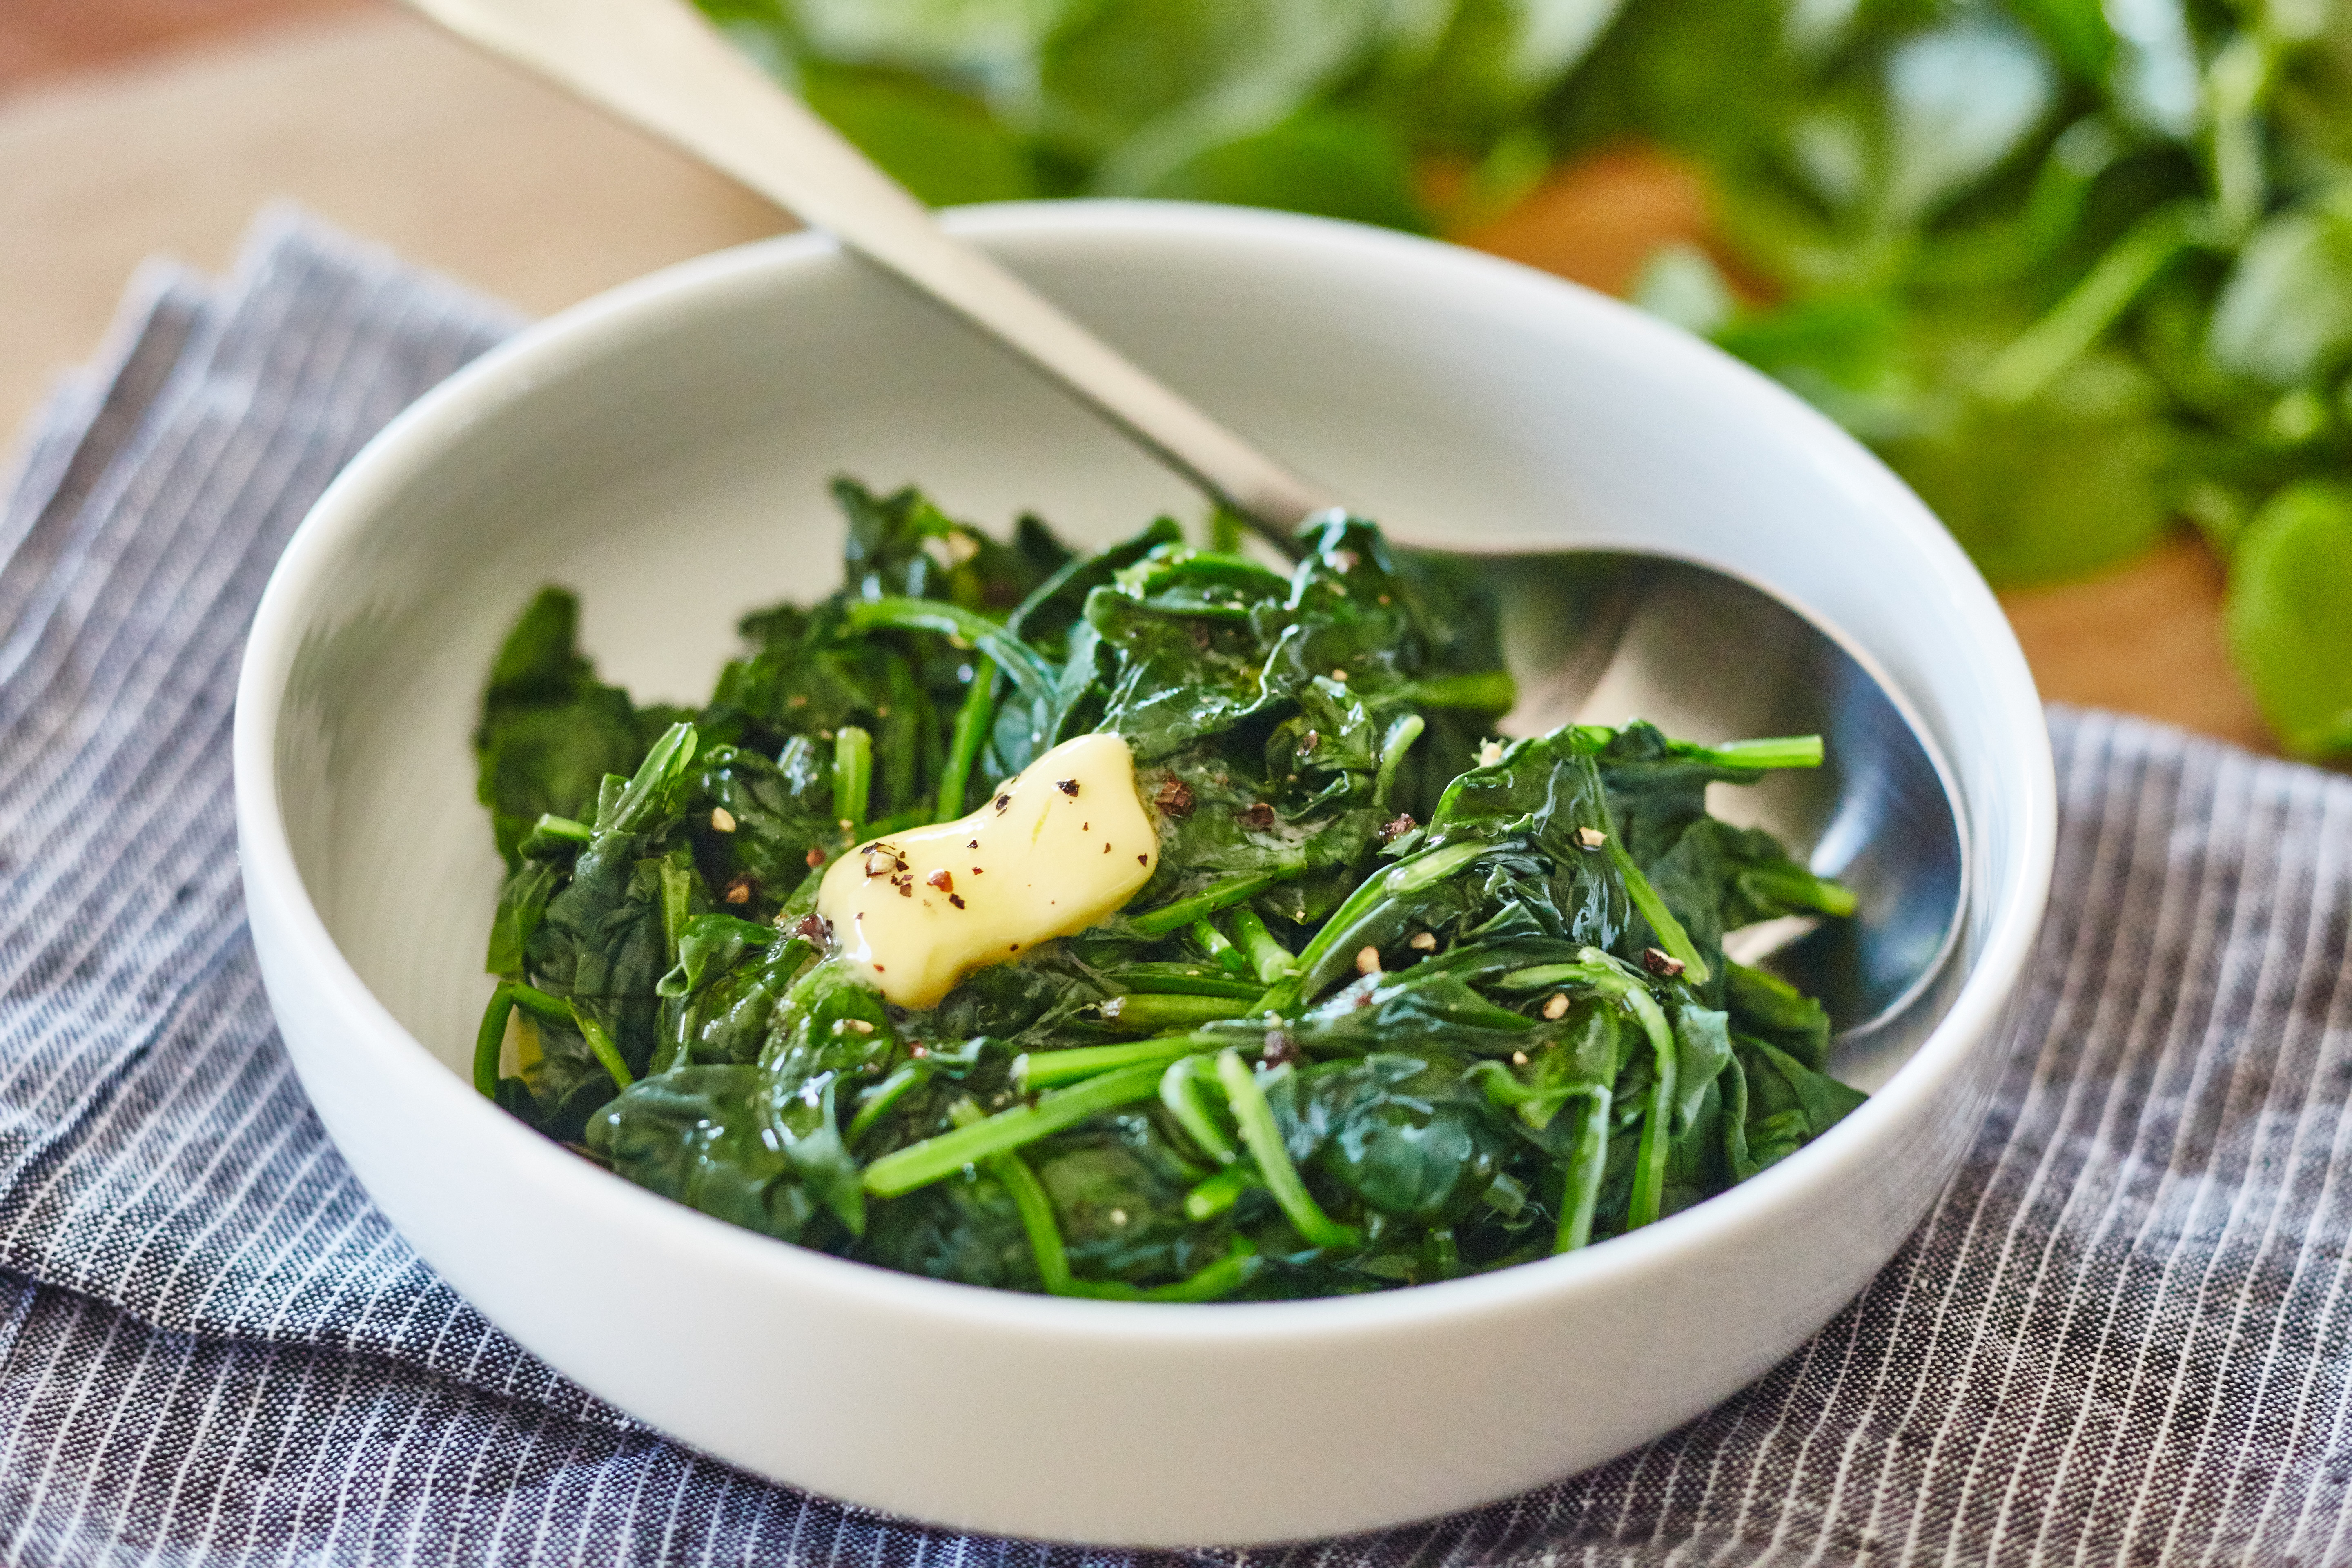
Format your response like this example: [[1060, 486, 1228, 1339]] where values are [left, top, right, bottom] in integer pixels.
[[403, 0, 1339, 533]]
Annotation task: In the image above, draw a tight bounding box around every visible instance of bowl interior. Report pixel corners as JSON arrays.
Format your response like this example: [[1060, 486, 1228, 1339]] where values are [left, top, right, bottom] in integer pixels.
[[271, 203, 2039, 1111]]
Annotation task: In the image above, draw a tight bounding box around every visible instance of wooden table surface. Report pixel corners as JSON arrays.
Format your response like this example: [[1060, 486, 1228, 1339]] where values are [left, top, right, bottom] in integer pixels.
[[0, 3, 2274, 754]]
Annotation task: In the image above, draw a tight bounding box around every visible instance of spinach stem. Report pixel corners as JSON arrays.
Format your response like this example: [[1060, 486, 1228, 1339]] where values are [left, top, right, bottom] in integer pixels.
[[1264, 838, 1493, 1012], [571, 1005, 635, 1091], [1227, 907, 1297, 983], [1074, 1239, 1258, 1302], [1374, 712, 1424, 811], [506, 982, 575, 1027], [847, 1060, 929, 1142], [833, 726, 873, 836], [935, 657, 998, 822], [1689, 735, 1824, 771], [1215, 1051, 1360, 1250], [1113, 967, 1263, 998], [1017, 1034, 1221, 1090], [1605, 837, 1711, 985], [862, 1060, 1165, 1196], [1130, 868, 1289, 936], [1630, 1049, 1673, 1230], [472, 985, 514, 1098], [1160, 1053, 1241, 1165], [518, 815, 590, 858], [1093, 992, 1257, 1033], [1388, 671, 1516, 713], [1496, 951, 1675, 1228], [1552, 1086, 1612, 1252], [658, 857, 694, 964], [1737, 864, 1858, 919], [844, 597, 1059, 706], [1191, 917, 1250, 976], [1183, 1164, 1255, 1220], [989, 1147, 1074, 1293], [996, 1143, 1256, 1302], [604, 723, 697, 833]]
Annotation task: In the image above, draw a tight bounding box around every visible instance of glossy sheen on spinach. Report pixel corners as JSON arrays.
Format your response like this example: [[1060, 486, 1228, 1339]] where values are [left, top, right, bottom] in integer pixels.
[[471, 481, 1866, 1300]]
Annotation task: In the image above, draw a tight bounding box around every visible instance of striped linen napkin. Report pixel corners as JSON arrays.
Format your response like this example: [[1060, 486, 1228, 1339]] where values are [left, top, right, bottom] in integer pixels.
[[2, 211, 2348, 1568]]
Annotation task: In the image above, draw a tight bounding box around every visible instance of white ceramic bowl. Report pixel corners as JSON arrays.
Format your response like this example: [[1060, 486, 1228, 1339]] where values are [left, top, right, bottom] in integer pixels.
[[234, 202, 2054, 1546]]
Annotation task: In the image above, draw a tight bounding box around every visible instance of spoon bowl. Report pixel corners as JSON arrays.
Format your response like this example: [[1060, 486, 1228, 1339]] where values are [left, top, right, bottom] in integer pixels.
[[1480, 551, 1966, 1072]]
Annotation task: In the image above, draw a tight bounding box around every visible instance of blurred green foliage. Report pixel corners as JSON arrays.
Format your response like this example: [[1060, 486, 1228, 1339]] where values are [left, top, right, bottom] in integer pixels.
[[698, 0, 2352, 759]]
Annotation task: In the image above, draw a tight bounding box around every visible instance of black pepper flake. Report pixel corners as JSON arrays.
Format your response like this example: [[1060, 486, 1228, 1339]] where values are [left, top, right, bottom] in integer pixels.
[[968, 839, 980, 849], [1102, 842, 1112, 854], [1238, 802, 1276, 831], [949, 894, 966, 910], [898, 881, 913, 898], [1152, 778, 1195, 817], [1057, 779, 1080, 796], [792, 913, 832, 945], [1137, 854, 1148, 865], [1379, 812, 1417, 842], [995, 794, 1011, 813], [1642, 947, 1686, 978]]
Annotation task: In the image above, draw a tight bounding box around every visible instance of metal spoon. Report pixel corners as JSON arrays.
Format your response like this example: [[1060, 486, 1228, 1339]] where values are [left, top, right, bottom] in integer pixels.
[[399, 0, 1968, 1054]]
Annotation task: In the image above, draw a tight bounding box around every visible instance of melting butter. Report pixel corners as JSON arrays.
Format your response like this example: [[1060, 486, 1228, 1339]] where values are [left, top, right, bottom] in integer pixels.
[[817, 733, 1159, 1009]]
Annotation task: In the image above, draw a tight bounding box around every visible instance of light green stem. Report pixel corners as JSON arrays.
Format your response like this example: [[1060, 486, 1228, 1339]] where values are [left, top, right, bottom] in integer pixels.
[[1552, 1086, 1611, 1252], [935, 657, 998, 822], [1017, 1034, 1221, 1090], [1216, 1051, 1359, 1250], [862, 1060, 1165, 1196], [1227, 907, 1296, 984], [1161, 1053, 1241, 1165], [833, 726, 872, 835]]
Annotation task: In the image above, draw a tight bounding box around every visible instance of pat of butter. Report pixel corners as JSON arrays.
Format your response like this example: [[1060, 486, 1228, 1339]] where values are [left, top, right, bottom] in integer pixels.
[[818, 733, 1158, 1009]]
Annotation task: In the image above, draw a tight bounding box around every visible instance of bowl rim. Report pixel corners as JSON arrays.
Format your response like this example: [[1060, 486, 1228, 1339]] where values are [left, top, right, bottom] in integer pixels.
[[232, 198, 2056, 1345]]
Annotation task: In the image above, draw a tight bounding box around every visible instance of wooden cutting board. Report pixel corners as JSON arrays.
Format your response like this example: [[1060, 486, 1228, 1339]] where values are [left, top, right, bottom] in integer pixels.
[[0, 5, 2272, 752]]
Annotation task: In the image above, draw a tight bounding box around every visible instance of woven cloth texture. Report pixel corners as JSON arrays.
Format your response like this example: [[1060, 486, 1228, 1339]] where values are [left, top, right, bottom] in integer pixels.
[[1, 213, 2348, 1567]]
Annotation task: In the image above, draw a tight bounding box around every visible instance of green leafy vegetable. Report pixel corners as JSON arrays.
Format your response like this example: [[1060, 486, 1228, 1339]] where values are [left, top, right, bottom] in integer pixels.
[[475, 481, 1865, 1299], [693, 0, 2352, 759]]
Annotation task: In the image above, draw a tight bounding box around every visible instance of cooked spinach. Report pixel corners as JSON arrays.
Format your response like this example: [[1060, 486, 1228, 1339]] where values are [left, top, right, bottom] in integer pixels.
[[473, 481, 1865, 1300]]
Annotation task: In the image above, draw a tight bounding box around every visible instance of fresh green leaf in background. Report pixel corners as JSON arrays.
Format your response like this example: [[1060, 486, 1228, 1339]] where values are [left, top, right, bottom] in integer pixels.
[[2207, 196, 2352, 388], [2227, 481, 2352, 758], [695, 0, 2352, 759], [799, 63, 1040, 203]]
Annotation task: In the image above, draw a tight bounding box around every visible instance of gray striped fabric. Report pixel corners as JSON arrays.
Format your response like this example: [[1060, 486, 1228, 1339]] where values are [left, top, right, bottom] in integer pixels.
[[2, 212, 2348, 1567]]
